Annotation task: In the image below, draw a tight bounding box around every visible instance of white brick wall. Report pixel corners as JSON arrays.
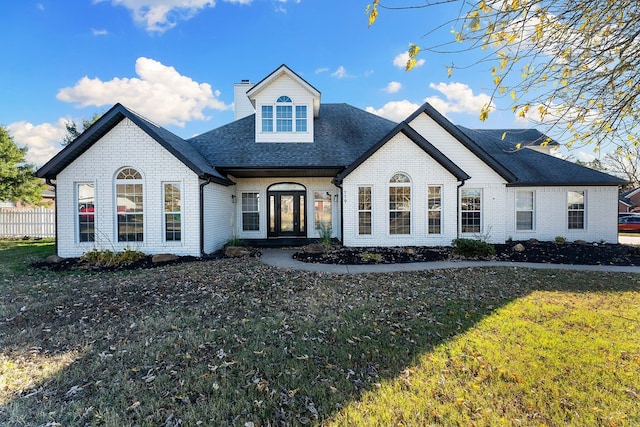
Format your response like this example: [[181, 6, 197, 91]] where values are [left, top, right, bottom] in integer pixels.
[[203, 182, 235, 253], [504, 186, 619, 243], [342, 134, 460, 247], [56, 118, 202, 257]]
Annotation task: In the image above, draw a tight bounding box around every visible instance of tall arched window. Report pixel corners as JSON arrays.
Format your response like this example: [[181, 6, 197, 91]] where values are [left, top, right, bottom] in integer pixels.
[[389, 173, 411, 235], [115, 167, 144, 242]]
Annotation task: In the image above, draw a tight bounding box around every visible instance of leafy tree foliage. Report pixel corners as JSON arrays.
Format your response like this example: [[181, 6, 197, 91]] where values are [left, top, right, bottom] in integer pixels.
[[62, 112, 101, 146], [0, 126, 45, 205], [367, 0, 640, 152]]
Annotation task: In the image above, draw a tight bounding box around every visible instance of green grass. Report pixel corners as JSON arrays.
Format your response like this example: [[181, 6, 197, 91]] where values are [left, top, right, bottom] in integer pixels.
[[0, 240, 639, 426], [0, 238, 54, 275]]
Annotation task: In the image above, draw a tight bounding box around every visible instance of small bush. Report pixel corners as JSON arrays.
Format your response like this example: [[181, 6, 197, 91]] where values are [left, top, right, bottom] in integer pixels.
[[225, 235, 246, 248], [80, 248, 146, 267], [452, 238, 496, 258], [554, 236, 567, 243], [360, 252, 383, 263]]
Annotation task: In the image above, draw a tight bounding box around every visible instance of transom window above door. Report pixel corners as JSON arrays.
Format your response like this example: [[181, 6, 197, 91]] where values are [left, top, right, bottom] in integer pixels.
[[261, 95, 307, 133]]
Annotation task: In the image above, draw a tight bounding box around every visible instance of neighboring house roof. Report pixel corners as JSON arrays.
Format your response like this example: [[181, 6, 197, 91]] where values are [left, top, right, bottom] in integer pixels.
[[188, 103, 397, 177], [36, 103, 232, 185], [459, 127, 627, 186], [334, 122, 471, 185], [620, 188, 639, 207]]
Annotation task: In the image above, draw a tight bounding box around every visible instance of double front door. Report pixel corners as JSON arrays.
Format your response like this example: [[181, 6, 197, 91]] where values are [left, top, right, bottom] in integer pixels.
[[268, 190, 306, 237]]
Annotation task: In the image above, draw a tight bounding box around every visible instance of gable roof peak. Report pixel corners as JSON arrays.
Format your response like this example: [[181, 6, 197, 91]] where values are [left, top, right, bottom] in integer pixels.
[[246, 64, 321, 116]]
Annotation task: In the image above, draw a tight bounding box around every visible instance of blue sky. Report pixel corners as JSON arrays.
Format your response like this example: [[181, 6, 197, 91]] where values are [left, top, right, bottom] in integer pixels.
[[1, 0, 556, 166]]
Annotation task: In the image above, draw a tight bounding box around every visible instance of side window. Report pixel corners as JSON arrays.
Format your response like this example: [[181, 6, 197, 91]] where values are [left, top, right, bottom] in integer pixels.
[[358, 186, 372, 235], [77, 183, 95, 242], [164, 182, 181, 241], [242, 192, 260, 231], [428, 186, 442, 234], [568, 191, 585, 229], [460, 189, 481, 233], [516, 190, 534, 231]]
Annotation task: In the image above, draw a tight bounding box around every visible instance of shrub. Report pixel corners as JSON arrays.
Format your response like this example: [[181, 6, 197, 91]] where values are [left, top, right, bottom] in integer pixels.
[[79, 248, 146, 267], [452, 238, 496, 258], [360, 252, 383, 263], [554, 236, 567, 243], [317, 222, 333, 248], [225, 235, 246, 248]]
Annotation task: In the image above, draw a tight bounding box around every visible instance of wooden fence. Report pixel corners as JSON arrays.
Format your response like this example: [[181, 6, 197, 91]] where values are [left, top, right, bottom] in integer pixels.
[[0, 207, 55, 238]]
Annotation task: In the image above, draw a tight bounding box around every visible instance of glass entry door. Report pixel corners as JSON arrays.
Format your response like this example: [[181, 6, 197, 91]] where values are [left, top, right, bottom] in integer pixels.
[[268, 190, 306, 237]]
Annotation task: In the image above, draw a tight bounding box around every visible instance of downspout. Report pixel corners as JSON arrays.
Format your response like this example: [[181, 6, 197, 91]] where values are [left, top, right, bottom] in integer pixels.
[[46, 179, 58, 255], [456, 179, 466, 240], [334, 181, 344, 244], [199, 177, 212, 257]]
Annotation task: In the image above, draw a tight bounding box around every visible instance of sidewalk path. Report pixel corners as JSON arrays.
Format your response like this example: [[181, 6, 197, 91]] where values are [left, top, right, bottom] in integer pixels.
[[260, 249, 640, 275]]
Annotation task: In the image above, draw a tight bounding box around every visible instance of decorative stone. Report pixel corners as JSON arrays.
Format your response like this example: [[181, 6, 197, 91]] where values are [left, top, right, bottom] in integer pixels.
[[225, 246, 251, 257], [527, 238, 539, 244], [574, 240, 588, 245], [152, 253, 179, 263], [405, 247, 415, 255], [46, 254, 65, 264], [512, 243, 526, 252], [303, 244, 326, 254]]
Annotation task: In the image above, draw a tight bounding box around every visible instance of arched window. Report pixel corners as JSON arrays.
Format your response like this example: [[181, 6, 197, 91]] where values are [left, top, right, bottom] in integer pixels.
[[115, 167, 144, 242], [389, 173, 411, 235], [261, 95, 307, 133]]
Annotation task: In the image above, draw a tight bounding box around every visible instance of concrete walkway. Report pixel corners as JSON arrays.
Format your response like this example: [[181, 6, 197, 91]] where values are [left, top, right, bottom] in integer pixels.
[[260, 249, 640, 275]]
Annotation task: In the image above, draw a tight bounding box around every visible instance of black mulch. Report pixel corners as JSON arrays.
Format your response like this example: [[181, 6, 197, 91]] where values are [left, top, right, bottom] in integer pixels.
[[293, 241, 640, 266]]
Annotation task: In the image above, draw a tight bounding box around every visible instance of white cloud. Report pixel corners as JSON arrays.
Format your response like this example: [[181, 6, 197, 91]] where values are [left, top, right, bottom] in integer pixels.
[[393, 52, 425, 69], [366, 100, 420, 122], [384, 81, 402, 94], [57, 57, 229, 127], [331, 66, 349, 79], [92, 28, 109, 36], [7, 119, 68, 166], [37, 3, 45, 11], [315, 67, 329, 74], [97, 0, 252, 33], [425, 82, 494, 117]]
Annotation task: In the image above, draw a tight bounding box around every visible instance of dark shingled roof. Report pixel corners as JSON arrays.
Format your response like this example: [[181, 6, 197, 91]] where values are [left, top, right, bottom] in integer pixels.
[[36, 104, 231, 185], [187, 103, 397, 170], [458, 127, 627, 186]]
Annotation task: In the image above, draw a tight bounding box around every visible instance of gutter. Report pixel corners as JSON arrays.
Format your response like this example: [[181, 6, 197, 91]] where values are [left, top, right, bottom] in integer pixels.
[[46, 179, 58, 255], [199, 177, 212, 256]]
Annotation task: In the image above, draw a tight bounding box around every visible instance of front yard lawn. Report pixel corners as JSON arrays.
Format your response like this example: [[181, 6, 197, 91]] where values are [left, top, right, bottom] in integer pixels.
[[1, 240, 639, 426]]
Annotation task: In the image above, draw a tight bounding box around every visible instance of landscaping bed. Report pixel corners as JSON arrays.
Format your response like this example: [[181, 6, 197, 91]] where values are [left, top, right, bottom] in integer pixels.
[[293, 240, 640, 266]]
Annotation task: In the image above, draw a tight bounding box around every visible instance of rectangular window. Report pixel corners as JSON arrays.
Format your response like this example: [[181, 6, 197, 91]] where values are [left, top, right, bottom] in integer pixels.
[[568, 191, 585, 229], [78, 183, 95, 242], [242, 192, 260, 231], [164, 183, 181, 241], [389, 186, 411, 235], [261, 106, 273, 132], [358, 186, 372, 235], [460, 189, 481, 233], [516, 190, 534, 231], [117, 183, 143, 242], [428, 186, 442, 234], [276, 105, 293, 132], [314, 191, 332, 230], [296, 105, 307, 132]]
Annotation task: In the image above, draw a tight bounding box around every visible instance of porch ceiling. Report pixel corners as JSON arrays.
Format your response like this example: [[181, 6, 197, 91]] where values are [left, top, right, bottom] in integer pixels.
[[222, 167, 342, 178]]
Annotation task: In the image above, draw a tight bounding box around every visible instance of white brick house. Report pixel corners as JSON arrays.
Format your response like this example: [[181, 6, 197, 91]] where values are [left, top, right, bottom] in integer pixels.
[[37, 65, 626, 257]]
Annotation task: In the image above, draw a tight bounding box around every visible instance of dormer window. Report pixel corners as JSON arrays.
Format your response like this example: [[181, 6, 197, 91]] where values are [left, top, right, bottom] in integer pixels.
[[261, 96, 307, 133]]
